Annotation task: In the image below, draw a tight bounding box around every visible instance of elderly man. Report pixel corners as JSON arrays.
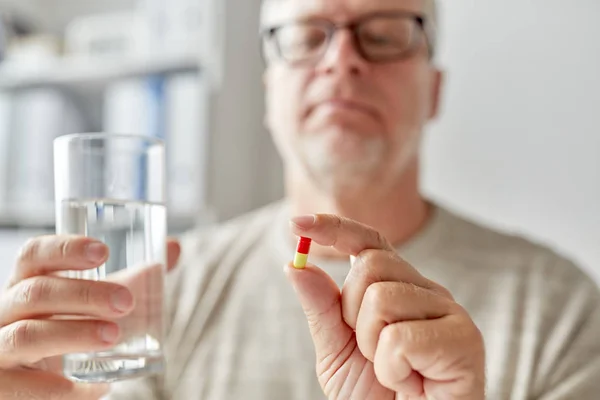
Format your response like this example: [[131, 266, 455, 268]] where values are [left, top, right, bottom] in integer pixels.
[[1, 0, 599, 399]]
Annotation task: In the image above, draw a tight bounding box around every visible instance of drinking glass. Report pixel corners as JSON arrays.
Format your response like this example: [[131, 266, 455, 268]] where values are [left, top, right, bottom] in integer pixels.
[[54, 133, 167, 383]]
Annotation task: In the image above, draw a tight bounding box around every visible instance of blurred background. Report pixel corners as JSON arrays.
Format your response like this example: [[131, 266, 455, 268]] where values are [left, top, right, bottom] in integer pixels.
[[0, 0, 597, 284]]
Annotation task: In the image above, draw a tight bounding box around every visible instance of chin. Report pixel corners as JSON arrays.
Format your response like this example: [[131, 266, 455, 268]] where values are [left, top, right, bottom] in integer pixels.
[[312, 127, 383, 159], [296, 131, 387, 194]]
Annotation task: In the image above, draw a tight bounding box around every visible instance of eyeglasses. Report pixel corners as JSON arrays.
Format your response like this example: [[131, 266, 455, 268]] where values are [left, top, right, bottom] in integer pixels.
[[261, 11, 434, 65]]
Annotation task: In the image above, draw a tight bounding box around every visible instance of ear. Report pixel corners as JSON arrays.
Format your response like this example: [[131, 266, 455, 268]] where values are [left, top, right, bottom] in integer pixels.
[[428, 68, 444, 120]]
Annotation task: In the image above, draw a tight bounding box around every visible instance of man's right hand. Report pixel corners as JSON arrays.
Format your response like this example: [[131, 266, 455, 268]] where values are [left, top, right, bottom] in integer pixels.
[[0, 235, 181, 400]]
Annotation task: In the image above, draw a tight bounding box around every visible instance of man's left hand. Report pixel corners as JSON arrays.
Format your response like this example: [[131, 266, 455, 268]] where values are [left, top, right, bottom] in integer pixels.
[[286, 214, 485, 400]]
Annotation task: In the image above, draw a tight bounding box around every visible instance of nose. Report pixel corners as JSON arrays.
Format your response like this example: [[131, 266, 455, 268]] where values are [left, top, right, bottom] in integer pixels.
[[315, 29, 368, 76]]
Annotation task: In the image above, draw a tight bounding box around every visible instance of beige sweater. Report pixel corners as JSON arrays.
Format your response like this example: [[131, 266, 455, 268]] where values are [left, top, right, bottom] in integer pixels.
[[108, 202, 600, 399]]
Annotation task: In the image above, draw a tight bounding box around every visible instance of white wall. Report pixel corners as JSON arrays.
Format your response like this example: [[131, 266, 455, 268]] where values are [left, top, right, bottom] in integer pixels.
[[422, 0, 600, 281]]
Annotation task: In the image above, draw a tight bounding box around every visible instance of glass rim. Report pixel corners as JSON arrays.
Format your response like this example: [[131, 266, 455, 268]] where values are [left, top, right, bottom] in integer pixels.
[[54, 132, 165, 147]]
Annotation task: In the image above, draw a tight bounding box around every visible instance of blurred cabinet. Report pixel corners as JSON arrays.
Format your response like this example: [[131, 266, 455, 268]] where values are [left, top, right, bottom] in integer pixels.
[[0, 0, 284, 232]]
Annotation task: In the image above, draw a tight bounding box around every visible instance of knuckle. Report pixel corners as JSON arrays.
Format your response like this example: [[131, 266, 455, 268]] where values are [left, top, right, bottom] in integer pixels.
[[379, 324, 410, 358], [380, 323, 402, 346], [472, 325, 485, 349], [388, 322, 431, 348], [18, 277, 50, 306], [76, 280, 98, 307], [49, 236, 80, 261], [447, 301, 467, 318], [372, 229, 389, 248], [17, 236, 81, 267], [331, 214, 343, 230], [354, 249, 377, 270], [409, 283, 433, 302], [17, 238, 42, 263], [355, 248, 373, 265], [364, 283, 390, 311], [353, 250, 388, 280], [328, 215, 343, 247], [429, 281, 454, 300], [57, 238, 72, 260], [5, 320, 35, 350], [358, 249, 389, 268], [457, 314, 484, 345]]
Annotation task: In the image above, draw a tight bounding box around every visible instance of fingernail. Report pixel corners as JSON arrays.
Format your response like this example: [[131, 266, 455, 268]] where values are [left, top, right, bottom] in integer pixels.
[[99, 323, 119, 343], [110, 288, 133, 313], [85, 242, 106, 262], [291, 215, 316, 229]]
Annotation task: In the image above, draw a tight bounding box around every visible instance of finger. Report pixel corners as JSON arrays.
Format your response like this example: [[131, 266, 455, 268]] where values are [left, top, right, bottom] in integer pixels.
[[355, 281, 454, 362], [373, 315, 485, 395], [0, 369, 109, 400], [9, 236, 109, 286], [290, 214, 395, 255], [342, 250, 449, 330], [284, 262, 356, 380], [289, 214, 440, 288], [166, 239, 181, 272], [0, 319, 121, 369], [289, 215, 448, 326], [0, 277, 134, 326], [105, 263, 165, 339]]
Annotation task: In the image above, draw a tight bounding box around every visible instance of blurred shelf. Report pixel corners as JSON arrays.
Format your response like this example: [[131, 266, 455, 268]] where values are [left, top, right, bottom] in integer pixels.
[[0, 0, 136, 32], [0, 52, 202, 90], [0, 211, 55, 230], [0, 209, 214, 231]]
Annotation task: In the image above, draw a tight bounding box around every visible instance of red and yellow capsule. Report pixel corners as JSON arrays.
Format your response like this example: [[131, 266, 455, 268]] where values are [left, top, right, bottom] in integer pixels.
[[293, 237, 312, 269]]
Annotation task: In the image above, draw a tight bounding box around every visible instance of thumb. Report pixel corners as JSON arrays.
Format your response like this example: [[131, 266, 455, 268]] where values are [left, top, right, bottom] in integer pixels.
[[285, 262, 354, 363]]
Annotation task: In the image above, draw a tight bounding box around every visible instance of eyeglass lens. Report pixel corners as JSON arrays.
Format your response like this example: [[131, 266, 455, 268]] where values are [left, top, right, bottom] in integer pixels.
[[273, 15, 422, 63]]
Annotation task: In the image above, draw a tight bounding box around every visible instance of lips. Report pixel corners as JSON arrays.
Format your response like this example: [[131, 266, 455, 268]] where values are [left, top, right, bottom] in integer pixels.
[[307, 99, 379, 119]]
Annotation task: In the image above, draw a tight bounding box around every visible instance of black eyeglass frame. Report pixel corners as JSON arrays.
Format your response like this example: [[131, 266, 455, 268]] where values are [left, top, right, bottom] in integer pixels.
[[260, 10, 435, 65]]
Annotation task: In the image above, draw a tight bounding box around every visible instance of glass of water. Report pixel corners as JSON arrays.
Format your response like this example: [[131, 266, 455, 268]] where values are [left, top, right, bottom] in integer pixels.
[[54, 133, 167, 383]]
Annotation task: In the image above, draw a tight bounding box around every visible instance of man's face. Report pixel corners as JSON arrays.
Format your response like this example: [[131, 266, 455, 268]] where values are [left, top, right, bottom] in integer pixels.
[[264, 0, 442, 194]]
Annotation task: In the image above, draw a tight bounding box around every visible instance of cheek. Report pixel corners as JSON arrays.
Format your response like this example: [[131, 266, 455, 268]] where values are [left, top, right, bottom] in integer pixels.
[[379, 68, 431, 133], [267, 67, 307, 130], [266, 66, 312, 159]]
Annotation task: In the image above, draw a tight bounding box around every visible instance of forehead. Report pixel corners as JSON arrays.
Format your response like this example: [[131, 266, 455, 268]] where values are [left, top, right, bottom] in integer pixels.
[[262, 0, 426, 25]]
